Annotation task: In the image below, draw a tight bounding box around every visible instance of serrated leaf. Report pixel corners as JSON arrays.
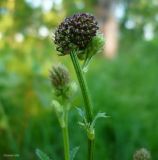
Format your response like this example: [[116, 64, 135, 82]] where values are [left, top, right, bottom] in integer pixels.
[[70, 146, 80, 160], [36, 149, 51, 160]]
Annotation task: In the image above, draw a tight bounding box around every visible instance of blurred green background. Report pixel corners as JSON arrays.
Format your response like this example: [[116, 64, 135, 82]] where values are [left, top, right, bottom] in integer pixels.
[[0, 0, 158, 159]]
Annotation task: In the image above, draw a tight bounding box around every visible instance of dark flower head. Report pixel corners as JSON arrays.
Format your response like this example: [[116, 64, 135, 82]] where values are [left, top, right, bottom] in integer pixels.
[[54, 13, 99, 55], [133, 148, 151, 160], [50, 64, 70, 97]]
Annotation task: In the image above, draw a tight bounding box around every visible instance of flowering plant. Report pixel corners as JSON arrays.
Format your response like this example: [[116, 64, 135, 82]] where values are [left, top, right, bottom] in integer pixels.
[[36, 13, 105, 160]]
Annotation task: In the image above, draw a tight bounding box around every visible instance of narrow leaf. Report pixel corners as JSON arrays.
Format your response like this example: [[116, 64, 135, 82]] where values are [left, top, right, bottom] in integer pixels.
[[76, 107, 85, 118], [91, 112, 108, 128], [36, 149, 51, 160], [70, 146, 80, 160]]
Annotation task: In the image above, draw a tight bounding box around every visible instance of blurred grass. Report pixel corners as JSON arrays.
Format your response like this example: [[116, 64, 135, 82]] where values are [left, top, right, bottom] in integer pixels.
[[87, 38, 158, 160], [0, 33, 158, 160]]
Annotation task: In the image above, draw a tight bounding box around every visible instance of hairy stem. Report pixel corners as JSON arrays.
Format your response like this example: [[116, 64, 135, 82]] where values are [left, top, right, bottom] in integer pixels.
[[62, 111, 70, 160], [70, 51, 94, 160]]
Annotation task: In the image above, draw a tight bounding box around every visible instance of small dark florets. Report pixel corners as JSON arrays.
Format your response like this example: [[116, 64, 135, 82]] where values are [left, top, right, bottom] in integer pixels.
[[50, 64, 70, 96], [54, 13, 99, 55]]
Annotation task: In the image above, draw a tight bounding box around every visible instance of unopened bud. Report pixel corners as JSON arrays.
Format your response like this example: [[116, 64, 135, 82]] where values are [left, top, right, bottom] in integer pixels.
[[133, 148, 151, 160]]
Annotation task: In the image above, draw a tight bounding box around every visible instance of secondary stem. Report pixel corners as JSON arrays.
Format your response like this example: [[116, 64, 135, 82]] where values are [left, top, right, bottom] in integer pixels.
[[62, 111, 70, 160], [70, 51, 94, 160]]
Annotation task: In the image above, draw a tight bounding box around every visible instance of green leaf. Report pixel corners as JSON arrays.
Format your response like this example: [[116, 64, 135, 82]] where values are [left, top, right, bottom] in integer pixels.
[[76, 107, 85, 118], [70, 146, 80, 160], [36, 149, 51, 160], [91, 112, 108, 128], [81, 33, 105, 69]]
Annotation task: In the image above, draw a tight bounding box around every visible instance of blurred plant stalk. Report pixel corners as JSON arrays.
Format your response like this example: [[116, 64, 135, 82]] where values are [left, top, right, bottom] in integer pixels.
[[50, 64, 72, 160], [62, 110, 70, 160]]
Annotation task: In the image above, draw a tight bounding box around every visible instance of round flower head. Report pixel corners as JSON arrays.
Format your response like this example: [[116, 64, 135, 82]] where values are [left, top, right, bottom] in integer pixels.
[[133, 148, 151, 160], [50, 64, 70, 97], [54, 13, 99, 55]]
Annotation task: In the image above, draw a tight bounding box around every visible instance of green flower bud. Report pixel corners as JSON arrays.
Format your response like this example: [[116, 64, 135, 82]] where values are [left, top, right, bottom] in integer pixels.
[[78, 33, 105, 69], [54, 13, 99, 55], [50, 64, 70, 98], [133, 148, 151, 160]]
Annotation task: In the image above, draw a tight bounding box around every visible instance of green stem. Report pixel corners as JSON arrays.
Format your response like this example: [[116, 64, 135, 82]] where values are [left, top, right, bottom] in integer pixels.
[[62, 111, 70, 160], [88, 140, 94, 160], [70, 51, 94, 160], [70, 51, 93, 122]]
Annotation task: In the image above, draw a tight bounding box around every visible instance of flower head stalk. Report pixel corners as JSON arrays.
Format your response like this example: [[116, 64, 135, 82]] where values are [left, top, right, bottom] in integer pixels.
[[53, 12, 105, 160], [50, 64, 72, 160]]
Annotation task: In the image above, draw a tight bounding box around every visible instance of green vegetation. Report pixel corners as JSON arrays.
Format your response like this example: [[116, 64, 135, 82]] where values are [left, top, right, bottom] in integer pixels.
[[0, 0, 158, 160]]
